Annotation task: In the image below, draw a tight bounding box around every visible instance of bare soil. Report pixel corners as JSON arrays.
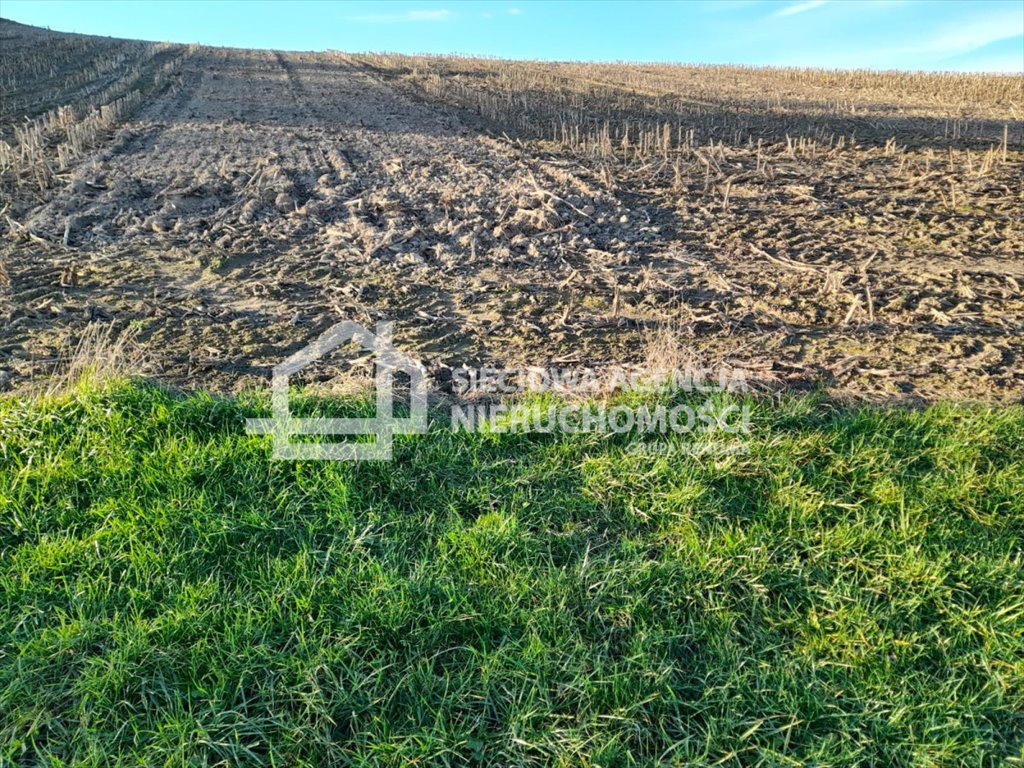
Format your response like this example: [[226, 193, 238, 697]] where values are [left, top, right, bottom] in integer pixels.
[[2, 22, 1022, 401]]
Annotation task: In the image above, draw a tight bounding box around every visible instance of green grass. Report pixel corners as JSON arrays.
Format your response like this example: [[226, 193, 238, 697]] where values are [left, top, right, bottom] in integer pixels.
[[1, 381, 1022, 767]]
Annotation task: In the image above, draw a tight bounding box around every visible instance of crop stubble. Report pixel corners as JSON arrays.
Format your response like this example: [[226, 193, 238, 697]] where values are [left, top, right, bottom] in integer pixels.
[[1, 20, 1021, 400]]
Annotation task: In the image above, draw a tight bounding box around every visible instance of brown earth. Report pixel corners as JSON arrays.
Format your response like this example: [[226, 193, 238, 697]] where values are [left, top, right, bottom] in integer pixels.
[[1, 21, 1022, 401]]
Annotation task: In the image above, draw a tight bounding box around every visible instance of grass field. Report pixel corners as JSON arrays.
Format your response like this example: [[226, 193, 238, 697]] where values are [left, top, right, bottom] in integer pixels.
[[2, 381, 1022, 766]]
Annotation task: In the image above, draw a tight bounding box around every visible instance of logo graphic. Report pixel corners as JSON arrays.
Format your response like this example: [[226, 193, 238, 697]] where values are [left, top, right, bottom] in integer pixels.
[[246, 321, 427, 461]]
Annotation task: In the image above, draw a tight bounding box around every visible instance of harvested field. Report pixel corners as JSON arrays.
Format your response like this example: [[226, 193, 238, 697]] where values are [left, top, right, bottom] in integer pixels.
[[1, 19, 1022, 400]]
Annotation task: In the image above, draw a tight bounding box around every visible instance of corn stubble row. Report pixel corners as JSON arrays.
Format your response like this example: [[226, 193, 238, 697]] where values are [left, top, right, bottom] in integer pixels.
[[0, 32, 190, 200], [355, 53, 1021, 159]]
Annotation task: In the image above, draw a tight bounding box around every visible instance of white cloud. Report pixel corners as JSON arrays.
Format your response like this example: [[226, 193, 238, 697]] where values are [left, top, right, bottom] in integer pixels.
[[773, 0, 827, 17], [895, 13, 1024, 57], [508, 7, 522, 15], [941, 51, 1024, 73], [348, 8, 452, 23]]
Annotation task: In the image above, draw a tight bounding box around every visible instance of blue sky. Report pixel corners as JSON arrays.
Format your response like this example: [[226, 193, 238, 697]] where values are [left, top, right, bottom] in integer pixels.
[[3, 1, 1022, 72]]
